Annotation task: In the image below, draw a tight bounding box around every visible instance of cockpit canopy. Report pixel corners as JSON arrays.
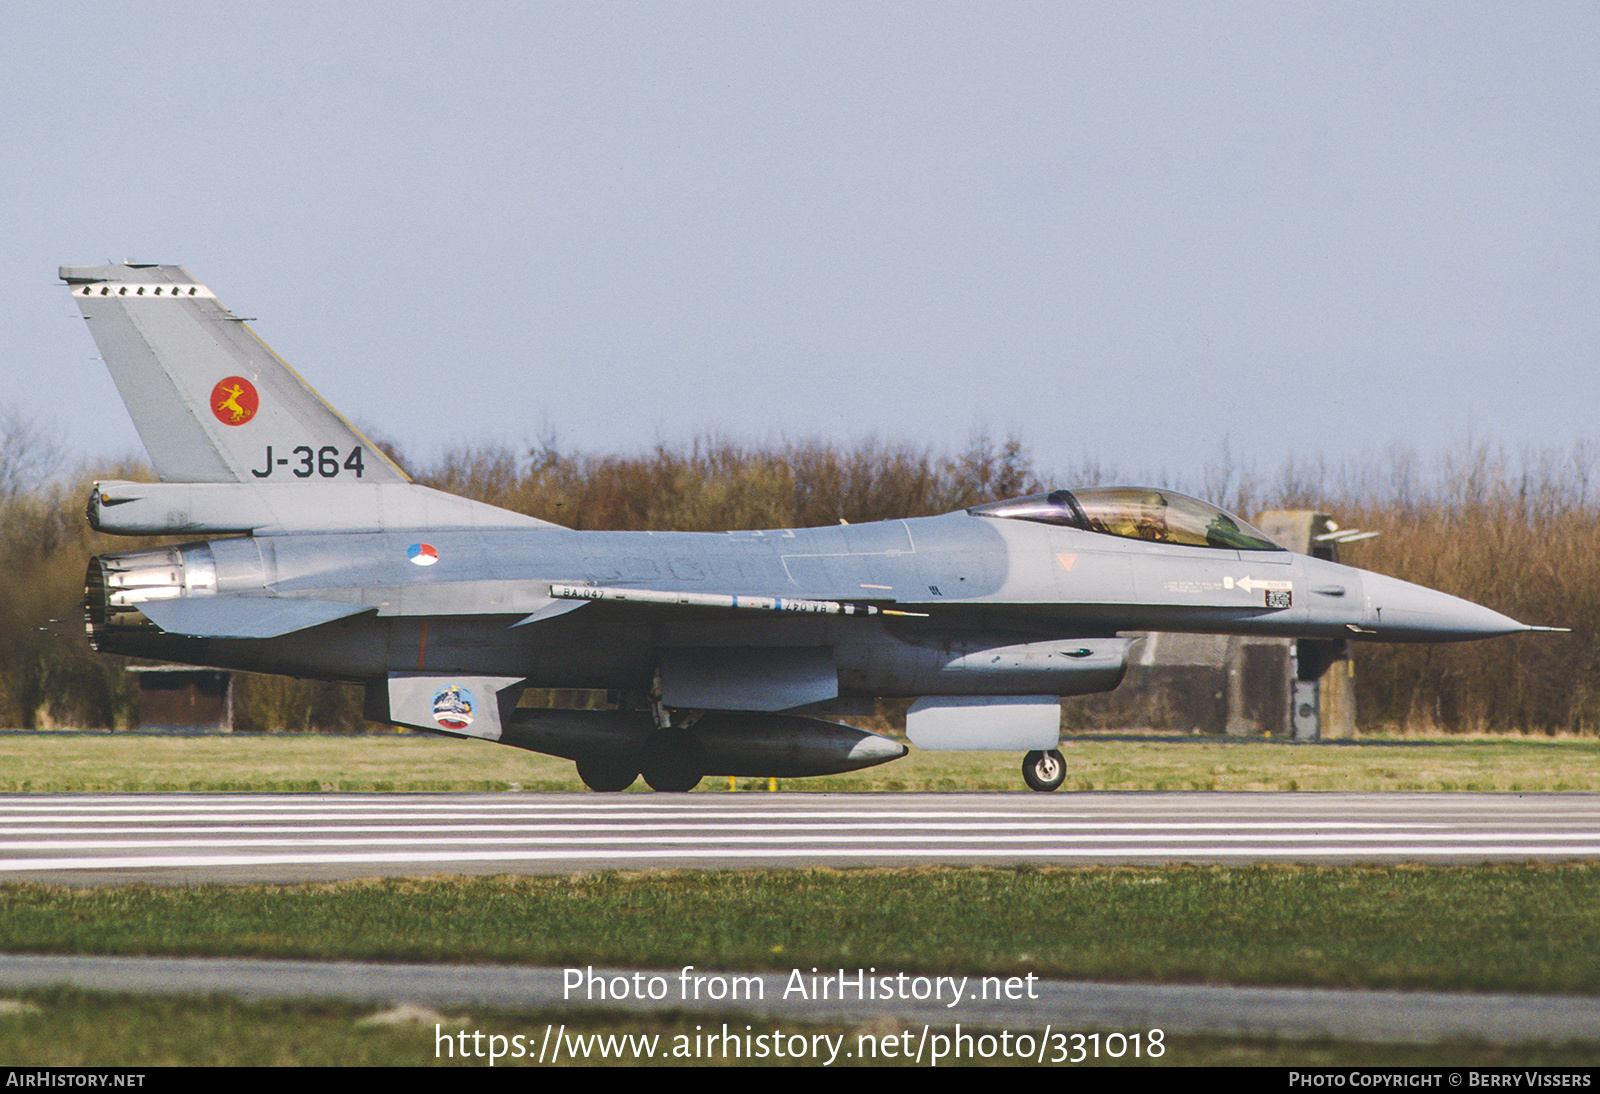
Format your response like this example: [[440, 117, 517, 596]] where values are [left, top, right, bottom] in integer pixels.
[[969, 487, 1283, 552]]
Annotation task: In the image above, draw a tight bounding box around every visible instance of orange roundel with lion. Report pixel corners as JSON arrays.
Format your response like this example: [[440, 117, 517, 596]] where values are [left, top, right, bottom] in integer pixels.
[[211, 377, 259, 426]]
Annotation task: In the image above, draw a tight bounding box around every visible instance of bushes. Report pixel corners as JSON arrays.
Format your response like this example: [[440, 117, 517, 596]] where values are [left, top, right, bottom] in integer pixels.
[[420, 432, 1040, 531], [1321, 441, 1600, 734], [0, 463, 146, 729]]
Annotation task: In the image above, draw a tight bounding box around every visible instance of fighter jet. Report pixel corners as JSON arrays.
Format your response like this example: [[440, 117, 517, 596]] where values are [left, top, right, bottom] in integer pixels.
[[64, 263, 1545, 791]]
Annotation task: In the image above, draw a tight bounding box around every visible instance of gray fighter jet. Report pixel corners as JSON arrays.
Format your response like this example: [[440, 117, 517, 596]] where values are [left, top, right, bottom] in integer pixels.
[[64, 263, 1544, 791]]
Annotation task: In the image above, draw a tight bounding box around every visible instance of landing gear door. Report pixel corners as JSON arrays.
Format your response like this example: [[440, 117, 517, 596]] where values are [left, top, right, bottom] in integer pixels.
[[906, 695, 1061, 751]]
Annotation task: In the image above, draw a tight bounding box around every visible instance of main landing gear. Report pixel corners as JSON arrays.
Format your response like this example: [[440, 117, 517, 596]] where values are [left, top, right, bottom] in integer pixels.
[[639, 727, 705, 792], [573, 732, 707, 793], [575, 755, 639, 793], [574, 694, 707, 793], [1022, 748, 1066, 792]]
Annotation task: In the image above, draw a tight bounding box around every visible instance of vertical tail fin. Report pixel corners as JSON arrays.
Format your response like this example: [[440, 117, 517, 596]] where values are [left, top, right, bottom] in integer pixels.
[[62, 264, 408, 485]]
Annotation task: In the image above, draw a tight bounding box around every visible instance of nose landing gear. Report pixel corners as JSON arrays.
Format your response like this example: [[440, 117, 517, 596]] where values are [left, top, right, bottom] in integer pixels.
[[1022, 748, 1066, 792]]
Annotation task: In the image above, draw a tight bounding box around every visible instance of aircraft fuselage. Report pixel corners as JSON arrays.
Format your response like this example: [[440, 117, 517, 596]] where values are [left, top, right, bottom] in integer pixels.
[[88, 507, 1521, 696]]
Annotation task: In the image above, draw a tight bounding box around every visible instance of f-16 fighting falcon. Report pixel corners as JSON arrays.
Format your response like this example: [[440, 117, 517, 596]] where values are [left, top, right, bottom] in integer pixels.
[[63, 263, 1547, 791]]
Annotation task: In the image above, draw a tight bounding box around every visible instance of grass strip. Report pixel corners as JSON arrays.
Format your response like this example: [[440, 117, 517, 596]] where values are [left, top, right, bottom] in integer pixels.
[[3, 864, 1598, 995], [1, 732, 1598, 792]]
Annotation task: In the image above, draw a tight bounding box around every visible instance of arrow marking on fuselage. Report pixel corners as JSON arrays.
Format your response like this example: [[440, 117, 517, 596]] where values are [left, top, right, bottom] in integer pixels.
[[1227, 576, 1293, 593]]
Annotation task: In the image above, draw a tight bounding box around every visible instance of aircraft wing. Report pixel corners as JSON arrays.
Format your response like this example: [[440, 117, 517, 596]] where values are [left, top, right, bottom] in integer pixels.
[[514, 583, 927, 626], [138, 597, 374, 639]]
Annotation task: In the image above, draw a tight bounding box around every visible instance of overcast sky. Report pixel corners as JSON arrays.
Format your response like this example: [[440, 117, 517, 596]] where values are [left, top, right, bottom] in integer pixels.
[[4, 3, 1596, 490]]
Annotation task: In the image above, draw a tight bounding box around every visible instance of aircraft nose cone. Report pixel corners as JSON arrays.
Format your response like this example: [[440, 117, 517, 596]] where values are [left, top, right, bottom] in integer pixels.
[[1362, 572, 1529, 641]]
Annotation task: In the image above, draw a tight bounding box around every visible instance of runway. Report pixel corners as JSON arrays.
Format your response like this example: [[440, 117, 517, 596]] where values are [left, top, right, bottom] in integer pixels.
[[1, 790, 1597, 885], [4, 791, 1597, 1050], [2, 954, 1595, 1046]]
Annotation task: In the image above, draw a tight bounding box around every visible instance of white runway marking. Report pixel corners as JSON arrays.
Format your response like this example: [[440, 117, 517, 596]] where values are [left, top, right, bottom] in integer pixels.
[[0, 792, 1596, 882]]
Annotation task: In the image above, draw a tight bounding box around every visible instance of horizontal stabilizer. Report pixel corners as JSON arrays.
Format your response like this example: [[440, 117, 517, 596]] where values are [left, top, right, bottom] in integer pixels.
[[139, 597, 373, 639], [90, 479, 557, 535]]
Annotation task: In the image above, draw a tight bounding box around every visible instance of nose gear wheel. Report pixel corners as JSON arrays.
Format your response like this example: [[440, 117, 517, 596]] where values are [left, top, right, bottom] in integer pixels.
[[1022, 749, 1066, 792]]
